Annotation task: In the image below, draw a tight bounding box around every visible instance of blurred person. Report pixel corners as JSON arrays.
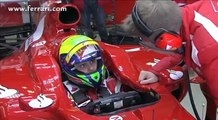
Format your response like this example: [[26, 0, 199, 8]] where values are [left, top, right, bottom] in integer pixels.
[[81, 0, 108, 42]]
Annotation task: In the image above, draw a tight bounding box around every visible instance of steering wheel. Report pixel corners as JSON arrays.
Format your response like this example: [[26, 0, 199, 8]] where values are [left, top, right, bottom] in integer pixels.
[[86, 90, 160, 115]]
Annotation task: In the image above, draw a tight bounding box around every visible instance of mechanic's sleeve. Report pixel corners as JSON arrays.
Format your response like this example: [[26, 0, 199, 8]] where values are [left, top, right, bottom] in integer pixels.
[[149, 53, 183, 75], [202, 59, 218, 107]]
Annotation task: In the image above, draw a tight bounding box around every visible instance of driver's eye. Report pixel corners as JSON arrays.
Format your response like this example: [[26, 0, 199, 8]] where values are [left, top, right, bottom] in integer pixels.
[[78, 63, 86, 68]]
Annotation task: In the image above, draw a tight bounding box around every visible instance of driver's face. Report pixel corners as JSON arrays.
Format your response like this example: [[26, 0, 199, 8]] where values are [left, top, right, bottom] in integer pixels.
[[74, 59, 97, 74]]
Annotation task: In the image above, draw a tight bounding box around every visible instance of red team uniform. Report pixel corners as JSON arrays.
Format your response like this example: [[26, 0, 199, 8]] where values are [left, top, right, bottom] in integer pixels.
[[182, 1, 218, 119], [151, 0, 218, 119]]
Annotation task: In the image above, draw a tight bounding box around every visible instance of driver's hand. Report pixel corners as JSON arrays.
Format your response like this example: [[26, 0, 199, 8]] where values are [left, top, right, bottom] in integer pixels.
[[138, 71, 159, 84]]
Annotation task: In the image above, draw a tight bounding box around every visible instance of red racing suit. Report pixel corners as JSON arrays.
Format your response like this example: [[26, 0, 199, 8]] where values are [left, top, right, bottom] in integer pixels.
[[150, 1, 218, 118], [173, 0, 199, 5], [183, 0, 218, 106]]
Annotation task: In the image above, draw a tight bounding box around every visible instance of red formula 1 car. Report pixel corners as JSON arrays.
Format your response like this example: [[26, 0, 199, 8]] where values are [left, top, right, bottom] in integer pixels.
[[0, 1, 195, 120]]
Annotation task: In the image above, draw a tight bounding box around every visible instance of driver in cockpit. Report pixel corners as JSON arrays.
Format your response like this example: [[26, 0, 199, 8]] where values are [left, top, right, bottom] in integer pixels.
[[58, 35, 122, 113]]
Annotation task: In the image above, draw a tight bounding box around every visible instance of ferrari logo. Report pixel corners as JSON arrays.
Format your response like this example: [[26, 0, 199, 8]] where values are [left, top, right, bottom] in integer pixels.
[[146, 58, 160, 66], [109, 115, 123, 120]]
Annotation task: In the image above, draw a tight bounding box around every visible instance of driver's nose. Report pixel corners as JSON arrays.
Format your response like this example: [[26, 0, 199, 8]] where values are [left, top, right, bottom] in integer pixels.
[[87, 64, 97, 73]]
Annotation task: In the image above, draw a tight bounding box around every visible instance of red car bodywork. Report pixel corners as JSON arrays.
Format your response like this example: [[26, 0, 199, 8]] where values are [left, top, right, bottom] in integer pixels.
[[0, 1, 196, 120]]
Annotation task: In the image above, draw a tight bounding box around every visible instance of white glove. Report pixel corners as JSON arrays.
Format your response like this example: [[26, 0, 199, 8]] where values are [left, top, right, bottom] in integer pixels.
[[138, 71, 159, 84]]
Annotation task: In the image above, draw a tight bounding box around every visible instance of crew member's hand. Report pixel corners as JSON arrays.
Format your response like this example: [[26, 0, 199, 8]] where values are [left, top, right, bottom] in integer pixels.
[[138, 71, 159, 84]]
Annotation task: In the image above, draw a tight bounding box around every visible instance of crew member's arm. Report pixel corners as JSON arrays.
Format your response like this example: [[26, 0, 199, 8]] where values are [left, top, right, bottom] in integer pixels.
[[139, 53, 183, 84]]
